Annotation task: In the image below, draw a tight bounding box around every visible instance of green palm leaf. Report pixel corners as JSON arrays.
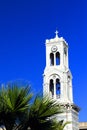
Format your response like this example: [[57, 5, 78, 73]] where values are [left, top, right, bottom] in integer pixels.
[[24, 95, 63, 130], [0, 83, 33, 130]]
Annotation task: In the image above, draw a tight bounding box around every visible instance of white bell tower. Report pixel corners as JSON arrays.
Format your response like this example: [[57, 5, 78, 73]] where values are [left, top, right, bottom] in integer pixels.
[[43, 31, 79, 130]]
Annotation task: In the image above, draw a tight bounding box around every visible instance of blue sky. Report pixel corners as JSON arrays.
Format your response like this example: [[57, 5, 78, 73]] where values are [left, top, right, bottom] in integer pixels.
[[0, 0, 87, 122]]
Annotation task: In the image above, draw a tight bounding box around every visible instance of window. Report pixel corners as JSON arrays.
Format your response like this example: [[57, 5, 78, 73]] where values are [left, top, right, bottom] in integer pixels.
[[49, 79, 54, 97], [56, 78, 60, 96], [50, 53, 54, 66], [56, 52, 60, 65]]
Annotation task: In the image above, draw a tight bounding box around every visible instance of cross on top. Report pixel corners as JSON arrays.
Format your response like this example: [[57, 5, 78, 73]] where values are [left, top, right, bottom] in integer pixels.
[[55, 30, 58, 38]]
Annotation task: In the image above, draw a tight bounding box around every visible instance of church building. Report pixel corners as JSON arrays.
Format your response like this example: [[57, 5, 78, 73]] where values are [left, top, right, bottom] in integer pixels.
[[43, 31, 80, 130]]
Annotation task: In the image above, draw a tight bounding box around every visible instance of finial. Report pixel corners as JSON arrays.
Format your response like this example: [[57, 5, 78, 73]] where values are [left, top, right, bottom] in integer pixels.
[[55, 30, 58, 38]]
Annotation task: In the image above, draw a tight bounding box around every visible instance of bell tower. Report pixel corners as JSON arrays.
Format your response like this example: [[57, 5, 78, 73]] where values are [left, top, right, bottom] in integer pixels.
[[43, 31, 79, 130]]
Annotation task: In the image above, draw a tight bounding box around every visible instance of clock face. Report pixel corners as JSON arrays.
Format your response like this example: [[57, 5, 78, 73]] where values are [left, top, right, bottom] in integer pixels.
[[51, 45, 57, 52]]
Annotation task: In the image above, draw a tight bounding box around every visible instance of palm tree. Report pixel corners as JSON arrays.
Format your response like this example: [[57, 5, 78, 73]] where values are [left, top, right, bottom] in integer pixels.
[[0, 83, 32, 130], [20, 95, 66, 130], [0, 83, 69, 130]]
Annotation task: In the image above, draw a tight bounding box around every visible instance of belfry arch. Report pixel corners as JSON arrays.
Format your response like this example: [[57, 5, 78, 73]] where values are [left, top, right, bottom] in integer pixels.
[[50, 53, 54, 66], [49, 74, 61, 99], [50, 52, 60, 66], [56, 78, 60, 97], [56, 52, 60, 65], [49, 79, 54, 97]]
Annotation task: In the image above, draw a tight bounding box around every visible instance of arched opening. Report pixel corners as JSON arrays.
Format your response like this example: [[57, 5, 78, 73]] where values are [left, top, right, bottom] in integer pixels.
[[49, 79, 54, 97], [56, 78, 60, 98], [56, 52, 60, 65], [50, 53, 54, 66]]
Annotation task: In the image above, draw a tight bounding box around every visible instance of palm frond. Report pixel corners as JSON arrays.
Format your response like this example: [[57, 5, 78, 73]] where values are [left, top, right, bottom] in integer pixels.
[[25, 95, 63, 130], [0, 83, 33, 130]]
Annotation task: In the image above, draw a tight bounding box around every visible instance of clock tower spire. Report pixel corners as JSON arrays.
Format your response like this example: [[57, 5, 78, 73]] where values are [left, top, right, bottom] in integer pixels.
[[43, 31, 79, 130]]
